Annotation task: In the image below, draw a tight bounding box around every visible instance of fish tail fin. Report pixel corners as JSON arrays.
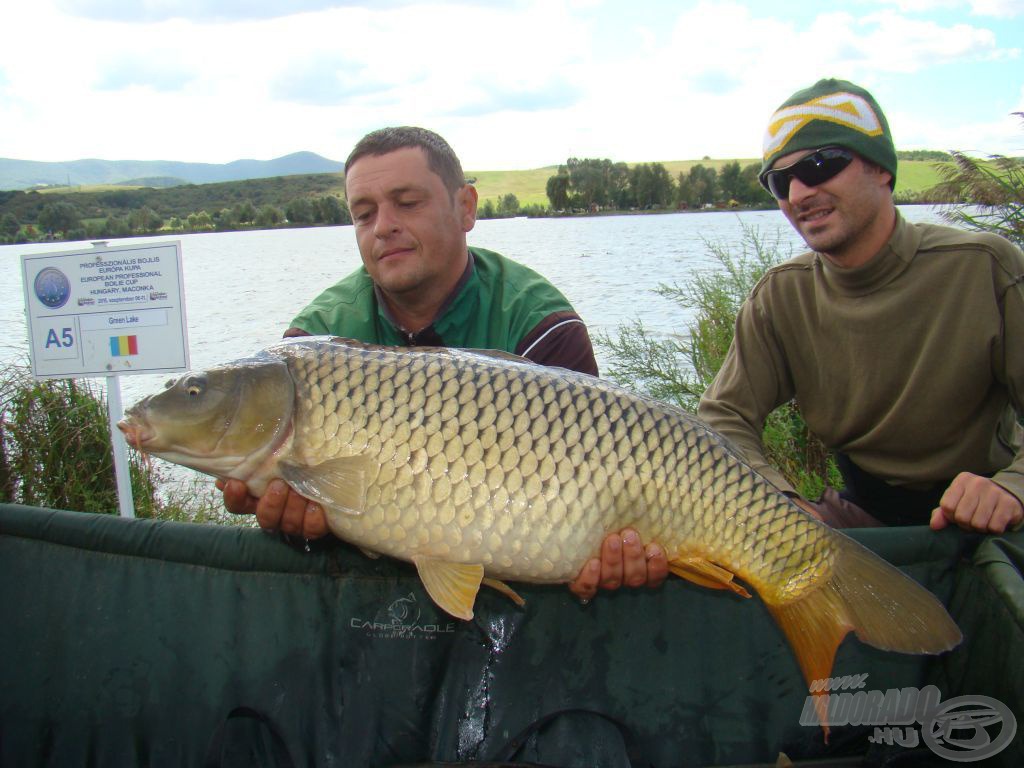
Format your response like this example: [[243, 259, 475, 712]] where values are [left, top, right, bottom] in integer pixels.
[[765, 534, 962, 739]]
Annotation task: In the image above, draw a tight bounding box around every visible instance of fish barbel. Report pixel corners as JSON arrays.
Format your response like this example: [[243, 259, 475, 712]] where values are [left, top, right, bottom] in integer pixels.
[[118, 336, 961, 703]]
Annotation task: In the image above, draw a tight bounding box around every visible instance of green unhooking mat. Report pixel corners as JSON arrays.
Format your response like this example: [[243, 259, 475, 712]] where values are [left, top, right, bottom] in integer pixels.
[[1, 503, 1021, 767]]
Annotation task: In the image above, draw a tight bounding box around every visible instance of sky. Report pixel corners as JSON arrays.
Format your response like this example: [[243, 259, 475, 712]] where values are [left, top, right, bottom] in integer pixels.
[[2, 0, 1023, 169]]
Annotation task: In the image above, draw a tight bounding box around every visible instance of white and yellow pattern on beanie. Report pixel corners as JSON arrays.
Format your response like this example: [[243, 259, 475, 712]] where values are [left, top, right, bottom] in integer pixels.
[[763, 91, 884, 158], [758, 78, 898, 187]]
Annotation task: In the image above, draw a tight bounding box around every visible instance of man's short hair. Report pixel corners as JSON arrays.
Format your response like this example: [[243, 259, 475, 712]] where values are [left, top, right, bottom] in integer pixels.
[[345, 127, 466, 196]]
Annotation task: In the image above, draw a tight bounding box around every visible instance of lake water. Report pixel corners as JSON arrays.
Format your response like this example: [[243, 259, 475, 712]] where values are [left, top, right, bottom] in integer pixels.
[[1, 205, 949, 410]]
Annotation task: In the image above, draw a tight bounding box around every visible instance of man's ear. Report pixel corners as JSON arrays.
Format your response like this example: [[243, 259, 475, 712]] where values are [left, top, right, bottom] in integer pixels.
[[457, 184, 478, 232], [864, 159, 893, 190]]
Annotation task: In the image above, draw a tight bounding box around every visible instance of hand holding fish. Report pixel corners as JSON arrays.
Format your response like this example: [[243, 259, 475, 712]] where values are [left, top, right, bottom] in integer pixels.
[[930, 472, 1024, 534], [568, 529, 668, 600], [218, 477, 330, 539]]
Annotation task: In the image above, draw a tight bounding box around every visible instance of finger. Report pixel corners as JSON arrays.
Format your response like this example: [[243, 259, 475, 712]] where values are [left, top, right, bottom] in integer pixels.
[[929, 507, 951, 530], [255, 479, 289, 530], [795, 498, 823, 521], [951, 489, 980, 529], [599, 533, 624, 590], [937, 475, 966, 515], [645, 543, 669, 588], [569, 559, 601, 600], [277, 489, 310, 535], [222, 478, 256, 515], [302, 502, 330, 539], [966, 494, 996, 533], [621, 529, 647, 587]]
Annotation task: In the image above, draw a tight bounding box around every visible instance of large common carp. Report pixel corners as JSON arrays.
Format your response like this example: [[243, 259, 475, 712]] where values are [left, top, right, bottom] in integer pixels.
[[118, 336, 961, 701]]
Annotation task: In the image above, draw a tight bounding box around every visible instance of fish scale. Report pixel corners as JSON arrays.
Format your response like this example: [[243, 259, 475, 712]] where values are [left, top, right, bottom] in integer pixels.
[[284, 338, 830, 592], [119, 335, 962, 726]]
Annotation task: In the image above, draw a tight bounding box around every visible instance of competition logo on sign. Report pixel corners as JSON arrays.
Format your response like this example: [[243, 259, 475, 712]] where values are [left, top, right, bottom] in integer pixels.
[[33, 267, 72, 309]]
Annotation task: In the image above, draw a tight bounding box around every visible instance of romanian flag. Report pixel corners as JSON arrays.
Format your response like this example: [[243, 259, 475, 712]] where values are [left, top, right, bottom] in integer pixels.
[[110, 335, 139, 357]]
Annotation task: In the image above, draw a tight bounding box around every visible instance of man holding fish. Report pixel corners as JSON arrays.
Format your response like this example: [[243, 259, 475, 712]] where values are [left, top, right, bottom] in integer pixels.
[[219, 126, 668, 599], [699, 78, 1024, 534], [123, 118, 964, 691]]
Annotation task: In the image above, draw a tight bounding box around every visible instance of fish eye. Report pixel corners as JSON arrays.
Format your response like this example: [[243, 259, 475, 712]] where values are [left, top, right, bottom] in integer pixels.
[[184, 375, 206, 397], [163, 378, 175, 390]]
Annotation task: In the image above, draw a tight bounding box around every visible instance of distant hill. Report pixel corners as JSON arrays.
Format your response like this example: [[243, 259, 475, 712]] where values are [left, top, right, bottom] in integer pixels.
[[116, 177, 189, 188], [0, 151, 344, 191]]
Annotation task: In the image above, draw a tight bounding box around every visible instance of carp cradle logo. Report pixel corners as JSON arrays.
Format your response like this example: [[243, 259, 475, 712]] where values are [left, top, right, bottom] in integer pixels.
[[34, 267, 72, 309], [800, 674, 1016, 762], [350, 592, 456, 640]]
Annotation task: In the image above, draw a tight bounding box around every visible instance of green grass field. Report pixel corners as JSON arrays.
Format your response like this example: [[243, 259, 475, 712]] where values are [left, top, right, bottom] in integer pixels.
[[469, 158, 949, 207], [38, 157, 951, 210]]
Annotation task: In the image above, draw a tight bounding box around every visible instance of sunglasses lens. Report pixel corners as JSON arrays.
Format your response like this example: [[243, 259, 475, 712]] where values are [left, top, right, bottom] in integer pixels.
[[765, 172, 791, 199], [764, 149, 854, 199]]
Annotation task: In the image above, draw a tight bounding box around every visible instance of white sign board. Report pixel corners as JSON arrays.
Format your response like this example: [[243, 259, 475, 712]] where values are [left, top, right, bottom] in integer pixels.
[[21, 241, 189, 379]]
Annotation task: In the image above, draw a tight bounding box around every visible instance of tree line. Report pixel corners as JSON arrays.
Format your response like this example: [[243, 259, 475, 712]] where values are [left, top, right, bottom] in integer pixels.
[[0, 196, 350, 243], [0, 148, 965, 244], [545, 157, 775, 212], [0, 173, 352, 244]]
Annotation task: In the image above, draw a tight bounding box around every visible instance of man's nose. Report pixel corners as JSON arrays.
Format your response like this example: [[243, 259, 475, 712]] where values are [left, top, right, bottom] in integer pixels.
[[374, 204, 399, 237], [787, 175, 816, 205]]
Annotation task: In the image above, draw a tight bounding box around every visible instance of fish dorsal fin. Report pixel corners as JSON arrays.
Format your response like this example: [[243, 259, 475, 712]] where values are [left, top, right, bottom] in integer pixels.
[[668, 556, 752, 599], [278, 454, 372, 516], [411, 555, 484, 620], [410, 345, 530, 365], [466, 348, 531, 364]]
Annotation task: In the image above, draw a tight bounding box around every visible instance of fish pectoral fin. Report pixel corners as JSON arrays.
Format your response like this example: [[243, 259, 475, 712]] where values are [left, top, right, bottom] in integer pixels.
[[278, 455, 372, 516], [482, 577, 526, 607], [412, 556, 483, 620], [668, 556, 752, 598], [359, 547, 381, 560]]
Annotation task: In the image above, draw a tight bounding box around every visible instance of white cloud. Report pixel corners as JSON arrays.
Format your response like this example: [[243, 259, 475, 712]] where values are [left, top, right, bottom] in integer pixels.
[[969, 0, 1024, 17], [1, 1, 1021, 166], [876, 0, 1023, 16], [54, 0, 526, 23], [816, 9, 1013, 73]]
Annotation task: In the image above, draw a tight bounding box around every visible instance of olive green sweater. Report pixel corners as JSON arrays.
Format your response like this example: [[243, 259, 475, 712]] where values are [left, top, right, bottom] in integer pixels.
[[698, 213, 1024, 508]]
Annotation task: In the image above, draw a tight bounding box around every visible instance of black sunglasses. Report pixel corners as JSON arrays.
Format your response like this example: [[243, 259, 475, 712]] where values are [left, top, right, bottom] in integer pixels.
[[760, 147, 855, 200]]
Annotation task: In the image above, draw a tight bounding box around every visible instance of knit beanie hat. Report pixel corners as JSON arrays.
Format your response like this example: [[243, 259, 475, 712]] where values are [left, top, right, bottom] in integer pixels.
[[759, 78, 897, 187]]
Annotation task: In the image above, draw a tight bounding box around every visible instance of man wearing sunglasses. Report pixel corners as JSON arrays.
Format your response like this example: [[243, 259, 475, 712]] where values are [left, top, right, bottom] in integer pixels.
[[698, 78, 1024, 534]]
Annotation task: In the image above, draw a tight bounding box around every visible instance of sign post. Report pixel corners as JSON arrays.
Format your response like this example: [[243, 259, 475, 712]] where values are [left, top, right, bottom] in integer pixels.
[[21, 240, 189, 518]]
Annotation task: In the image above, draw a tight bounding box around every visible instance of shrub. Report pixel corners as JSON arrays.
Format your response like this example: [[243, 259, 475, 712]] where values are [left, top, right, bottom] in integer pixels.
[[596, 223, 840, 499], [0, 363, 243, 524], [930, 114, 1024, 249]]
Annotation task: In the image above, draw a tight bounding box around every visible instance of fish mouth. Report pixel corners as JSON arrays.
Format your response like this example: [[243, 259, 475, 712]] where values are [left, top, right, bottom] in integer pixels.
[[117, 417, 153, 450]]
